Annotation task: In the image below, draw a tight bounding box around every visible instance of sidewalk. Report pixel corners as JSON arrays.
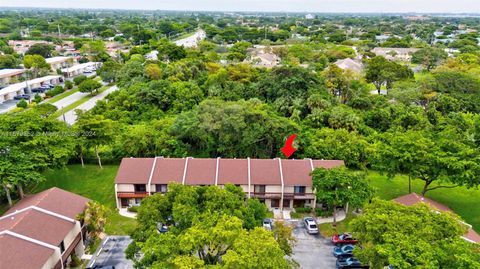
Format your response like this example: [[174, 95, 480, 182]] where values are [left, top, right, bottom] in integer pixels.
[[58, 85, 118, 124], [118, 208, 137, 219]]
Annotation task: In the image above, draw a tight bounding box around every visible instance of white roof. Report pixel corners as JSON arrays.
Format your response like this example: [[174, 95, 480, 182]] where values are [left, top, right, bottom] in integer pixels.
[[0, 75, 61, 96], [0, 69, 26, 79], [45, 57, 72, 64], [61, 62, 100, 73]]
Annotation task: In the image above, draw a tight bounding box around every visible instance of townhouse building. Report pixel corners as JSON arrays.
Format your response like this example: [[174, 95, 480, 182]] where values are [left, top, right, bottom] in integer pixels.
[[115, 157, 344, 210], [0, 187, 89, 269]]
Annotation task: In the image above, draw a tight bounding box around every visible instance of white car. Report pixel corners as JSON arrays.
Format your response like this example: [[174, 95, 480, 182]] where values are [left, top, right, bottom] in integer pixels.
[[303, 217, 319, 234], [263, 218, 273, 230]]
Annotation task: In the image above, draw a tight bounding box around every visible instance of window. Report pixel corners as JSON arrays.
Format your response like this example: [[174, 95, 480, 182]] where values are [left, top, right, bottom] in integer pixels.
[[156, 184, 168, 193], [59, 241, 65, 253], [134, 184, 146, 192], [294, 186, 306, 194], [254, 185, 266, 193]]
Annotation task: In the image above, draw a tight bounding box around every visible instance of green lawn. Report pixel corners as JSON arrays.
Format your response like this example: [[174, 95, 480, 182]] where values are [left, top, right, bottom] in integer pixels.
[[30, 164, 137, 235], [366, 171, 480, 232], [320, 171, 480, 235], [45, 88, 80, 104]]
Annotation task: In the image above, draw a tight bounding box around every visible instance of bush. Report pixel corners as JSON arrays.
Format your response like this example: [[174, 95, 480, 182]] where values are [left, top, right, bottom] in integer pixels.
[[16, 99, 28, 108], [316, 207, 333, 218], [33, 94, 42, 103], [73, 75, 87, 85], [45, 85, 65, 97], [65, 80, 73, 89], [294, 207, 313, 214], [127, 206, 139, 212], [69, 254, 82, 267]]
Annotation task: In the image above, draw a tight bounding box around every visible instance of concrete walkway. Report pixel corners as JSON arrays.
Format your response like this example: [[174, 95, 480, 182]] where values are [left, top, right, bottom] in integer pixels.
[[58, 85, 118, 125], [118, 208, 137, 219], [315, 210, 346, 224]]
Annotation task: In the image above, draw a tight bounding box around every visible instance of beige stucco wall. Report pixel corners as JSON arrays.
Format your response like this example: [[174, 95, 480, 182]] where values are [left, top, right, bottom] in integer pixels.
[[41, 249, 62, 269], [63, 222, 82, 251], [265, 185, 282, 193], [117, 184, 135, 192]]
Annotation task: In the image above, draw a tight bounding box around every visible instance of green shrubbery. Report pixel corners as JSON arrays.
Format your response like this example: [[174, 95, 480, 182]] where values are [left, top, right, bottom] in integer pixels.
[[294, 207, 313, 214], [16, 99, 28, 108], [45, 85, 65, 97], [73, 75, 87, 85], [65, 80, 73, 89], [127, 205, 139, 212]]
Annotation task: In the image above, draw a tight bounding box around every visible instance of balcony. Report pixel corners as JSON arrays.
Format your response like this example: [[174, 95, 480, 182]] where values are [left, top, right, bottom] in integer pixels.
[[117, 191, 148, 198]]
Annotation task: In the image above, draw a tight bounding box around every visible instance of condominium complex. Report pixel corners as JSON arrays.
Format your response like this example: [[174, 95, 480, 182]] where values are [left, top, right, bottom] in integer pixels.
[[115, 157, 344, 210]]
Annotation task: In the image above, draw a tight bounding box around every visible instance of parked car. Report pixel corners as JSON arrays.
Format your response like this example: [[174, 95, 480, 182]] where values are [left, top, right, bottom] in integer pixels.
[[336, 257, 365, 268], [333, 244, 355, 257], [43, 83, 55, 88], [332, 233, 358, 245], [157, 223, 169, 233], [31, 88, 45, 93], [14, 94, 30, 100], [303, 217, 319, 234], [263, 218, 273, 230]]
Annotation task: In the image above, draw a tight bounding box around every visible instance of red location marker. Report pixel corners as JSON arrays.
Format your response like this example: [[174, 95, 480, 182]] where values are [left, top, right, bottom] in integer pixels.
[[281, 134, 298, 158]]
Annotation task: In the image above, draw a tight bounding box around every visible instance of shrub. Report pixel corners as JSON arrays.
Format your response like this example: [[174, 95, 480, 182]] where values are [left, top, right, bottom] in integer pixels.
[[295, 207, 313, 214], [33, 94, 42, 103], [127, 206, 139, 212], [16, 99, 28, 108], [69, 254, 82, 267], [45, 85, 65, 97], [65, 80, 73, 89], [316, 207, 333, 218], [73, 75, 87, 85]]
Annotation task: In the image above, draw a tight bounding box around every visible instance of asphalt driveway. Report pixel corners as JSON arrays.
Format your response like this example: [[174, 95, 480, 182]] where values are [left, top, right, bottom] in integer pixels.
[[88, 236, 134, 269], [291, 220, 337, 269]]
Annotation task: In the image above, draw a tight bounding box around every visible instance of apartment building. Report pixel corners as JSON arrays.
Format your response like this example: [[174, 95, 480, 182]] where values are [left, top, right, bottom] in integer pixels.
[[0, 69, 27, 87], [114, 157, 344, 210], [0, 187, 89, 269], [46, 56, 75, 71]]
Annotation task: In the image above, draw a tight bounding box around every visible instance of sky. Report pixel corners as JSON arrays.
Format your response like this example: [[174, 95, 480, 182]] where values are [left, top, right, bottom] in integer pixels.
[[1, 0, 480, 13]]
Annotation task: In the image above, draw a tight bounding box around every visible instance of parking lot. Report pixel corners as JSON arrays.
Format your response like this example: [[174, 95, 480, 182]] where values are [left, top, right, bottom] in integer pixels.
[[290, 220, 337, 269], [88, 236, 134, 269]]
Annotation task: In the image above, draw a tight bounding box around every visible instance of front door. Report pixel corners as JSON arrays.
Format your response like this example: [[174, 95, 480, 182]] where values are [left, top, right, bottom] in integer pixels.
[[283, 199, 290, 208], [121, 198, 129, 207]]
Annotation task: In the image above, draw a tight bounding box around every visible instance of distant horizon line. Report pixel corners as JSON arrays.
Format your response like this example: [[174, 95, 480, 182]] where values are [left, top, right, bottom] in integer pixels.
[[1, 6, 480, 15]]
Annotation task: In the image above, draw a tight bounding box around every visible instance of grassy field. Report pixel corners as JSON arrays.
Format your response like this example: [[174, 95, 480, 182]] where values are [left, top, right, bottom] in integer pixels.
[[45, 88, 80, 104], [30, 164, 137, 235], [321, 170, 480, 236]]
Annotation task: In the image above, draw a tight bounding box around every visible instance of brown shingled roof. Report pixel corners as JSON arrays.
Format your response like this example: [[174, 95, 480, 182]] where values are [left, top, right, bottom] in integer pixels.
[[5, 187, 90, 219], [282, 159, 312, 186], [115, 157, 345, 187], [151, 158, 185, 184], [394, 193, 453, 212], [0, 233, 55, 269], [185, 158, 217, 185], [217, 158, 249, 185], [250, 159, 281, 185], [0, 209, 75, 246], [115, 157, 155, 184]]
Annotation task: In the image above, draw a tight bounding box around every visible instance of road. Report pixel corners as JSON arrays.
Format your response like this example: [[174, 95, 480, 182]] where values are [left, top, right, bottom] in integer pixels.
[[58, 85, 118, 125], [87, 236, 133, 269], [290, 220, 337, 269], [174, 29, 206, 48]]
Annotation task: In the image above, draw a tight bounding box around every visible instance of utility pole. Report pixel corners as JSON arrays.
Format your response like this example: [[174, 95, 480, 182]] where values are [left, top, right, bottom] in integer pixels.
[[58, 24, 61, 37]]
